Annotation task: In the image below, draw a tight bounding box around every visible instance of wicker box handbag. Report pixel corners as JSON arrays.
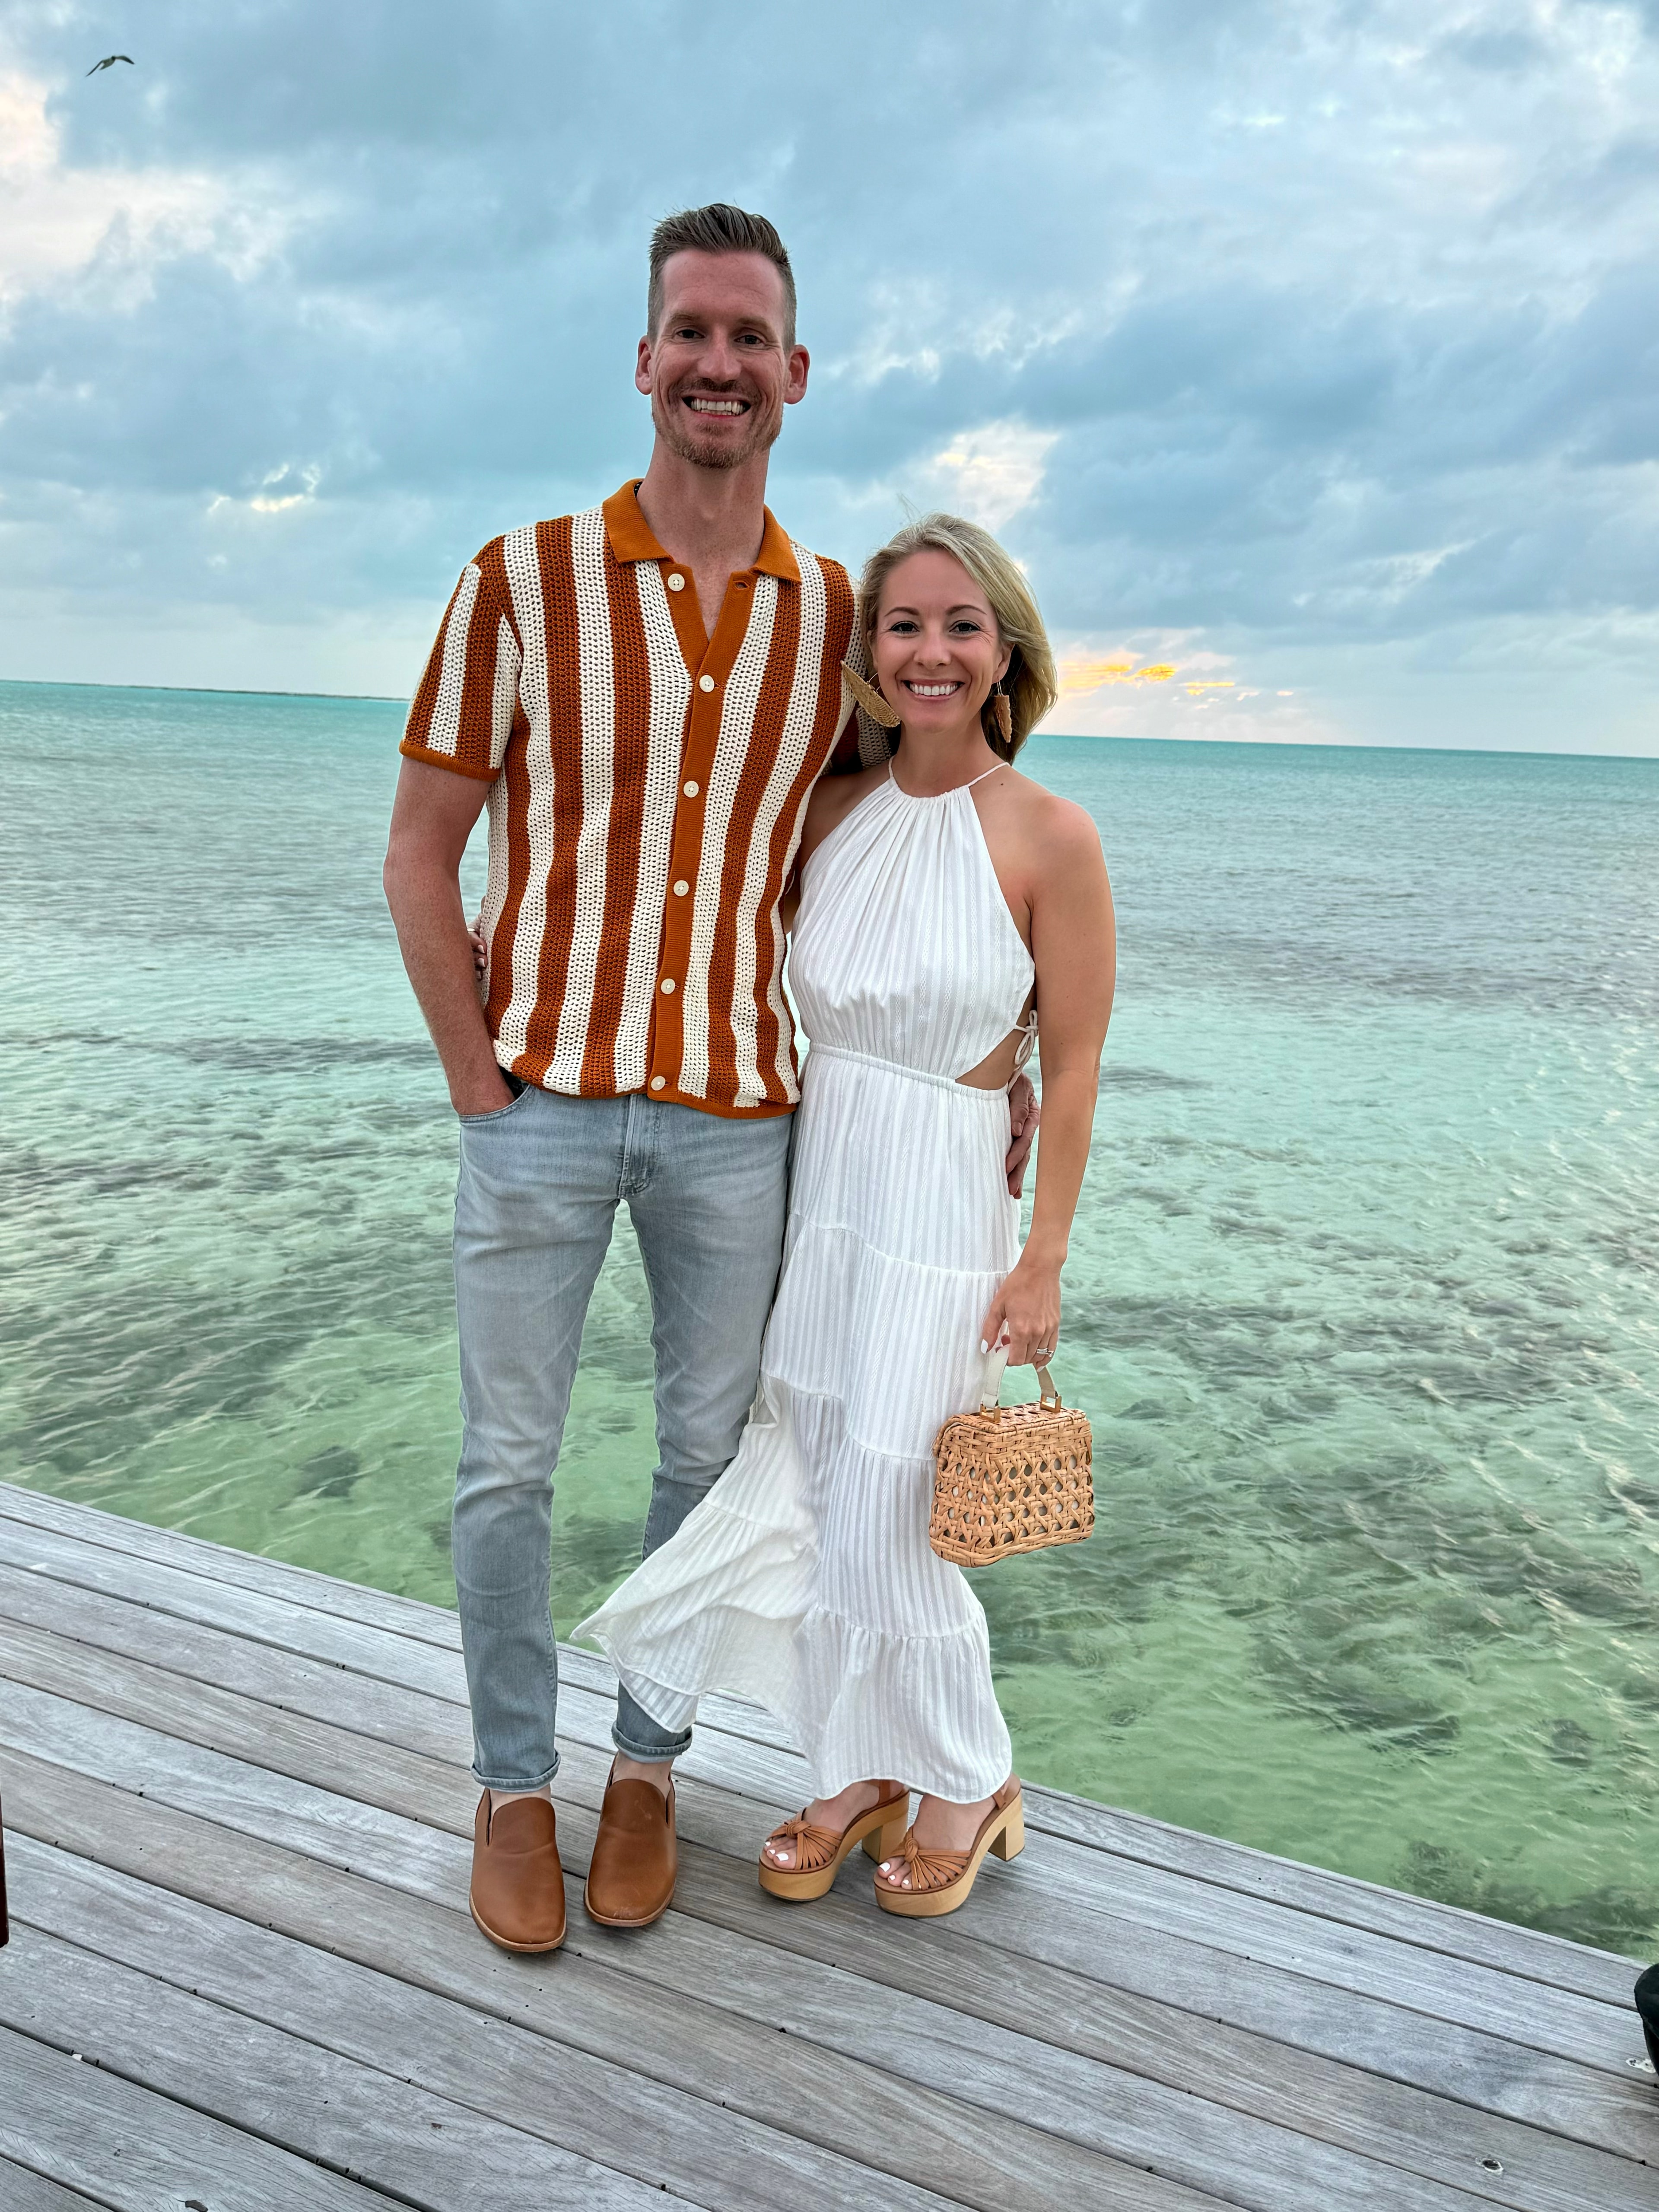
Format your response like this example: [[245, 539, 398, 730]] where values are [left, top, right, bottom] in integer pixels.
[[929, 1348, 1094, 1567]]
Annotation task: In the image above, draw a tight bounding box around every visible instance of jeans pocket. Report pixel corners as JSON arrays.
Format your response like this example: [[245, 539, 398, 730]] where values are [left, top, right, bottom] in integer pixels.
[[458, 1078, 531, 1126]]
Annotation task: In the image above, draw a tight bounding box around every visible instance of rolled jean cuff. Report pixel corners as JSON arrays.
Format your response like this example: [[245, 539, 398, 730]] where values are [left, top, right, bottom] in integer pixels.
[[611, 1717, 693, 1762], [472, 1750, 561, 1792], [612, 1680, 693, 1763]]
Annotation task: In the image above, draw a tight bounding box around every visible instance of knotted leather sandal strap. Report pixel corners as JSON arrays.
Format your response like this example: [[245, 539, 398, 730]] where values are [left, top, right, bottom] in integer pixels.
[[884, 1827, 973, 1894], [766, 1786, 908, 1873], [764, 1813, 843, 1874]]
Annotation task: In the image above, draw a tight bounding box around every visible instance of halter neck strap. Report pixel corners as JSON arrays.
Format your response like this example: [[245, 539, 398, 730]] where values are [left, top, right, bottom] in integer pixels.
[[886, 759, 1004, 798]]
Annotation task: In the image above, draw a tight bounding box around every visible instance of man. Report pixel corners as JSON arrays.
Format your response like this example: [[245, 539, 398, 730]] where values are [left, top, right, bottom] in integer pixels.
[[384, 203, 1035, 1954]]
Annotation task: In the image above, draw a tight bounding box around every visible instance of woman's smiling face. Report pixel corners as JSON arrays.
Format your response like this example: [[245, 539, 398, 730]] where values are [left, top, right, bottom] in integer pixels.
[[870, 550, 1012, 734]]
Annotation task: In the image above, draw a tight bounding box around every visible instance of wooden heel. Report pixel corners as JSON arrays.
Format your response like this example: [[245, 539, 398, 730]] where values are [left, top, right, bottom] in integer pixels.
[[989, 1798, 1024, 1860], [864, 1811, 909, 1862]]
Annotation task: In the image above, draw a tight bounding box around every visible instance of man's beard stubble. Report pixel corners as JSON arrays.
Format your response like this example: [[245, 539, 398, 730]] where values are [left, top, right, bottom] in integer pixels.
[[652, 380, 782, 472]]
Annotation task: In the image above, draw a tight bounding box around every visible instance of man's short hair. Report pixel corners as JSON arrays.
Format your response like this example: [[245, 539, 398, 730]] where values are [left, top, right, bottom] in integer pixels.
[[647, 203, 797, 348]]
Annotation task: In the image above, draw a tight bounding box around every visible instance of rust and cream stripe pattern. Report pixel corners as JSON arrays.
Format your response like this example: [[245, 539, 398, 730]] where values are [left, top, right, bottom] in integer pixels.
[[401, 486, 855, 1120], [677, 572, 779, 1104]]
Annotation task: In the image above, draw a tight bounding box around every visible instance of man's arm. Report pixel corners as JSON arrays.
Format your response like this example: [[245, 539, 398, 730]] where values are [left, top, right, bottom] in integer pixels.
[[383, 756, 512, 1116], [1006, 1074, 1038, 1198]]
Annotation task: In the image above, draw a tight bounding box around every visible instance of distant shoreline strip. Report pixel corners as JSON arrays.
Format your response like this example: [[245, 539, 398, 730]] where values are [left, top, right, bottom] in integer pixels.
[[0, 677, 405, 703], [0, 680, 1654, 764]]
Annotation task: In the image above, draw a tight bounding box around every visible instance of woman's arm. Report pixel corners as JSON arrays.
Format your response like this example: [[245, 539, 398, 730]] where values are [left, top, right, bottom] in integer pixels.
[[979, 803, 1116, 1367]]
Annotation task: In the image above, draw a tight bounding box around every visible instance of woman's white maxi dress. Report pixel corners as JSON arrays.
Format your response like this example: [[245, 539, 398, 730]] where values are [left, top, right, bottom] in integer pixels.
[[577, 766, 1032, 1802]]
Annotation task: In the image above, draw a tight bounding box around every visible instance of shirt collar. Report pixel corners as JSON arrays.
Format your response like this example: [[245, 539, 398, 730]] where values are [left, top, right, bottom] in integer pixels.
[[602, 480, 800, 586]]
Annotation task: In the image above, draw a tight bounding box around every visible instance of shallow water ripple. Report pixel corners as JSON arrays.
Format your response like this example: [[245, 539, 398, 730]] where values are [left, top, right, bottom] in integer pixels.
[[2, 684, 1655, 1952]]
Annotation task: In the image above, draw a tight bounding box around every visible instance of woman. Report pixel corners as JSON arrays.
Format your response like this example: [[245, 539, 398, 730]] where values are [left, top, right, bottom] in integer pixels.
[[577, 513, 1115, 1917]]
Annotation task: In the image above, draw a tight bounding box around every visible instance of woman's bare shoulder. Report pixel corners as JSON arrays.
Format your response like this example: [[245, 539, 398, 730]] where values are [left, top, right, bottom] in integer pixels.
[[1004, 770, 1106, 869]]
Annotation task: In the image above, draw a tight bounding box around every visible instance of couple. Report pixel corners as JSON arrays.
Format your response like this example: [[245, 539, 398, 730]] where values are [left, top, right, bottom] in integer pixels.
[[384, 203, 1116, 1951]]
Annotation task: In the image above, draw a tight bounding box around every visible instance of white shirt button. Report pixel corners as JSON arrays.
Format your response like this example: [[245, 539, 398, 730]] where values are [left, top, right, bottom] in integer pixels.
[[667, 572, 686, 591], [650, 1075, 666, 1090], [683, 780, 699, 798], [673, 879, 690, 896], [660, 977, 676, 995], [698, 674, 715, 693]]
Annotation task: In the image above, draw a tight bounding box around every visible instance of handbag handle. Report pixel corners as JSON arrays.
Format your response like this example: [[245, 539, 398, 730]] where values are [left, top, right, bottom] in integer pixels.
[[979, 1344, 1010, 1408], [979, 1345, 1062, 1412]]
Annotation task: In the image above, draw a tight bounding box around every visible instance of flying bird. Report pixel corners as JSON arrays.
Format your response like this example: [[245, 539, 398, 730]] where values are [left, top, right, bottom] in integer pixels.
[[86, 55, 133, 75]]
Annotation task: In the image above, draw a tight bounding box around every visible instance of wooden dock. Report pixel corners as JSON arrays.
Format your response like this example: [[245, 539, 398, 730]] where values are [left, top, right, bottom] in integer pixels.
[[0, 1480, 1653, 2211]]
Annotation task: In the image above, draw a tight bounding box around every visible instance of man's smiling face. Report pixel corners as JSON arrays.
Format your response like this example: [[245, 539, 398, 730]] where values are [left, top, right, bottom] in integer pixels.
[[636, 249, 808, 472]]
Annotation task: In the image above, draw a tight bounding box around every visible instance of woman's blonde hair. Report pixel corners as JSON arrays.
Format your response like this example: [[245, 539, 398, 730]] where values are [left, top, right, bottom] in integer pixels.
[[857, 512, 1058, 762]]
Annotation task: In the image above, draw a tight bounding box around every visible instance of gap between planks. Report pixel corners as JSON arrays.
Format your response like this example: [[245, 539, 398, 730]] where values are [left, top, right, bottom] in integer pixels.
[[0, 1481, 1637, 2012], [2, 1657, 1656, 2192], [0, 1555, 1645, 2091], [3, 1495, 1659, 2203], [1, 1781, 1224, 2212]]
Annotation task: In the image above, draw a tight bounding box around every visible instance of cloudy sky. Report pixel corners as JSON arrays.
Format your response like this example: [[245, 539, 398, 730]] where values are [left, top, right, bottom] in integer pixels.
[[3, 0, 1657, 753]]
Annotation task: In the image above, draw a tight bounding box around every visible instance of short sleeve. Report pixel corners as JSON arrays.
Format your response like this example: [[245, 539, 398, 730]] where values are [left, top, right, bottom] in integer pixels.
[[400, 542, 522, 782]]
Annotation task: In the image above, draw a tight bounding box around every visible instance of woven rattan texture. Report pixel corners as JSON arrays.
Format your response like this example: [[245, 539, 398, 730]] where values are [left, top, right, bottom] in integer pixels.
[[929, 1398, 1094, 1566]]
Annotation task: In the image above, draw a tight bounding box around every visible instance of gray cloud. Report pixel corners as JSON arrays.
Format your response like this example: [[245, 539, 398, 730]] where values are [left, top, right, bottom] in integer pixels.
[[3, 0, 1657, 747]]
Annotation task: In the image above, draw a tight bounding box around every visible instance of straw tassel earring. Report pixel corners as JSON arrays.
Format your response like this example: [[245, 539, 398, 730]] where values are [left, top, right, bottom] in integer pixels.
[[842, 662, 901, 730], [990, 682, 1013, 747]]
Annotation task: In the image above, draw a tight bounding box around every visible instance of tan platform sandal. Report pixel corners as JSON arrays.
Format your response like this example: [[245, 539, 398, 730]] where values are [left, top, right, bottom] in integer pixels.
[[874, 1779, 1023, 1918], [758, 1784, 910, 1902]]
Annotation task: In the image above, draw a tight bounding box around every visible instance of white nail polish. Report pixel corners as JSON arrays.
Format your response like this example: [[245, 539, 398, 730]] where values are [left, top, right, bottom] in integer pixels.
[[979, 1339, 988, 1354]]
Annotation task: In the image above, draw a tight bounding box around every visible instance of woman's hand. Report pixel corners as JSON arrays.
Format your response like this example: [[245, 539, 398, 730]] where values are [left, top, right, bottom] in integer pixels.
[[979, 1256, 1062, 1369], [469, 915, 487, 979]]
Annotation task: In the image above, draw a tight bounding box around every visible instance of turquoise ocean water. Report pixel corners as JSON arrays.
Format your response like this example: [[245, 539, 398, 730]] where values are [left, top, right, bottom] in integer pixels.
[[2, 677, 1655, 1951]]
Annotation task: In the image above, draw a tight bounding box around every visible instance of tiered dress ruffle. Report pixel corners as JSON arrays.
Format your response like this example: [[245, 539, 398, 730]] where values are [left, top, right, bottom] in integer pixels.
[[577, 767, 1033, 1800]]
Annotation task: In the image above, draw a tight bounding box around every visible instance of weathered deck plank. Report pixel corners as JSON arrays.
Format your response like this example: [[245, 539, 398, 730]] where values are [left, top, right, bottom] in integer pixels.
[[1, 1481, 1654, 2212], [0, 1629, 1641, 2103], [3, 1609, 1652, 2126], [0, 1482, 1636, 2005], [2, 1753, 1224, 2212], [7, 1707, 1650, 2201], [0, 1837, 985, 2212], [8, 1635, 1653, 2206], [0, 2162, 105, 2212], [2, 1922, 690, 2212], [26, 1827, 1533, 2212], [0, 2020, 396, 2211], [5, 1757, 1543, 2212]]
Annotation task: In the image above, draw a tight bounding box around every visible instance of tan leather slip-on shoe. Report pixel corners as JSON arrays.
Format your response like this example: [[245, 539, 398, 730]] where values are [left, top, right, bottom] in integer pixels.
[[584, 1766, 677, 1929], [468, 1790, 567, 1953]]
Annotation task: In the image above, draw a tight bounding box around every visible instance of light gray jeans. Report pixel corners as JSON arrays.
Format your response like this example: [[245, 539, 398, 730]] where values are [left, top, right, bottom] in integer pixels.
[[451, 1083, 791, 1791]]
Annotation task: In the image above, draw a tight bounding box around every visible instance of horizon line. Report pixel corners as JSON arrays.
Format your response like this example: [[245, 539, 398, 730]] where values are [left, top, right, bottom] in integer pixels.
[[1, 674, 1654, 767]]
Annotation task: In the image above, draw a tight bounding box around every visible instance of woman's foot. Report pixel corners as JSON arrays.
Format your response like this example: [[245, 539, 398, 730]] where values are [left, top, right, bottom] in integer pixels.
[[873, 1781, 1024, 1916], [875, 1791, 996, 1891], [763, 1778, 902, 1871]]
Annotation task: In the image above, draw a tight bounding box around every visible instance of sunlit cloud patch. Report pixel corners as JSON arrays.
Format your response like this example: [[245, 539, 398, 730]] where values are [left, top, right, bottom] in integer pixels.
[[0, 1, 1654, 751]]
